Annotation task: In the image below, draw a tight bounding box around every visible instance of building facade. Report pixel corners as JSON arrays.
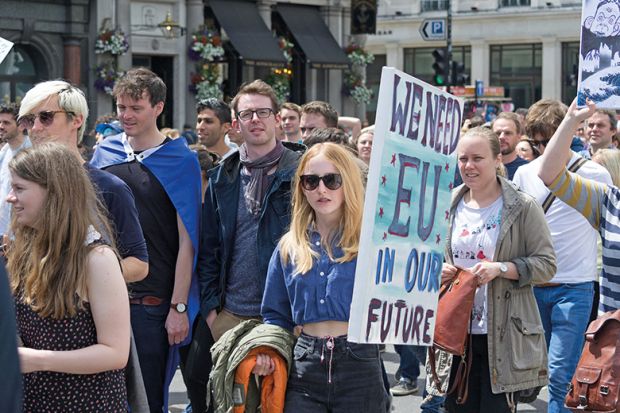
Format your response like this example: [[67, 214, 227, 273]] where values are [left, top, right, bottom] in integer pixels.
[[365, 0, 581, 121], [1, 0, 359, 131]]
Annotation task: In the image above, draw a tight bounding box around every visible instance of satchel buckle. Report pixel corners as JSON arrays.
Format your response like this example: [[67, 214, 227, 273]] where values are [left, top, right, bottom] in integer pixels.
[[579, 395, 588, 406], [600, 385, 609, 396]]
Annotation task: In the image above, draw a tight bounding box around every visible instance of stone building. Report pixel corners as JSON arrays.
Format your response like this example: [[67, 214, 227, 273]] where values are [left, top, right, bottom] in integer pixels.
[[364, 0, 582, 121], [0, 0, 360, 130]]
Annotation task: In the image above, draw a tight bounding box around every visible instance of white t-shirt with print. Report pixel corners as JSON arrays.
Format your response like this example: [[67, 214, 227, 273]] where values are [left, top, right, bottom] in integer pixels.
[[451, 196, 503, 335]]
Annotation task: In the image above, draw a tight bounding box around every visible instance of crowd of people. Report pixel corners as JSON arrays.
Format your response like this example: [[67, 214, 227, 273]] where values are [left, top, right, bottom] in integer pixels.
[[1, 66, 620, 413]]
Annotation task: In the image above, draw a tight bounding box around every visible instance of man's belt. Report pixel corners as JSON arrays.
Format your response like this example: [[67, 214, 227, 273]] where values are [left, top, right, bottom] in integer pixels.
[[129, 296, 164, 306]]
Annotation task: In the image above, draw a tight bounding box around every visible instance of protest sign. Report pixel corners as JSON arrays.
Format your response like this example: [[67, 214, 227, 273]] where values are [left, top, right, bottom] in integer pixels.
[[348, 67, 462, 345], [0, 37, 14, 66], [577, 0, 620, 108]]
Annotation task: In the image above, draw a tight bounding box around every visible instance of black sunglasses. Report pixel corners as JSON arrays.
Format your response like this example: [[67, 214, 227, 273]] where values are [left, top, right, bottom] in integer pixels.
[[18, 110, 75, 129], [532, 138, 551, 147], [300, 173, 343, 191]]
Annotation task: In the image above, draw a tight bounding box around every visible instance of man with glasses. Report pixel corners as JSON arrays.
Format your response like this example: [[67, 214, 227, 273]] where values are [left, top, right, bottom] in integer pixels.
[[195, 98, 237, 159], [18, 80, 148, 282], [0, 103, 31, 237], [91, 68, 201, 413], [513, 99, 612, 413], [198, 80, 303, 375]]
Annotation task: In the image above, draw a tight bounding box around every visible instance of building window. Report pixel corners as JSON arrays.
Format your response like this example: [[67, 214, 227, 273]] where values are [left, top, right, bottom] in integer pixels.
[[0, 45, 47, 104], [490, 43, 541, 109], [562, 42, 579, 104], [404, 46, 471, 86], [366, 54, 386, 124], [421, 0, 449, 12], [500, 0, 530, 7]]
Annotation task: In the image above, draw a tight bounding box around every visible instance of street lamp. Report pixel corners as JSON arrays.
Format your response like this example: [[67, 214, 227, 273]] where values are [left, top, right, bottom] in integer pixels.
[[158, 11, 186, 39]]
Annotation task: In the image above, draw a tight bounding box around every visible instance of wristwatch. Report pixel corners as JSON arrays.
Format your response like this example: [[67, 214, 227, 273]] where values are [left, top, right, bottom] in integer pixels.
[[499, 262, 508, 277], [171, 302, 187, 313]]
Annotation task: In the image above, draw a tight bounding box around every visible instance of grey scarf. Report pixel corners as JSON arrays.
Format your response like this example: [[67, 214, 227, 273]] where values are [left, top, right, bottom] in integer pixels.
[[239, 140, 285, 215]]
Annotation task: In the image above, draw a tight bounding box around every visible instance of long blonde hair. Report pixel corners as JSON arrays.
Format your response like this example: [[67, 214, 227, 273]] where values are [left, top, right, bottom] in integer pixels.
[[7, 144, 115, 319], [279, 143, 365, 274]]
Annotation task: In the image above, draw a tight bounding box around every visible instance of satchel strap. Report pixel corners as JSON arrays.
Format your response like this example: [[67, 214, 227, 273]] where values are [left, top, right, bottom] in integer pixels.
[[541, 157, 587, 214], [429, 331, 474, 404], [585, 309, 620, 341]]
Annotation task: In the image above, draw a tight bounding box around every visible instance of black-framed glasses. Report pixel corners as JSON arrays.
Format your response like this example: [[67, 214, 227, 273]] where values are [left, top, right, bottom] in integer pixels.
[[236, 108, 274, 121], [300, 173, 343, 191], [17, 110, 75, 129], [532, 138, 551, 147]]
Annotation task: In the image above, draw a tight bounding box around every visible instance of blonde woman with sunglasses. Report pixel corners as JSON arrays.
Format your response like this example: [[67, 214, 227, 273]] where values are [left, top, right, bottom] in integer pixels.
[[260, 142, 388, 412]]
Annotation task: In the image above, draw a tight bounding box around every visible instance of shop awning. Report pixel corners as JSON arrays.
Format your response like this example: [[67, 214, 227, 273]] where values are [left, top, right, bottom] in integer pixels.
[[210, 0, 287, 67], [276, 4, 349, 69]]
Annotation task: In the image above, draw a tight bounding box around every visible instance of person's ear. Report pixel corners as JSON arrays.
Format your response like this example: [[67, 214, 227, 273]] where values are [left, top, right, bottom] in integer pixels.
[[154, 101, 164, 117], [584, 16, 594, 29]]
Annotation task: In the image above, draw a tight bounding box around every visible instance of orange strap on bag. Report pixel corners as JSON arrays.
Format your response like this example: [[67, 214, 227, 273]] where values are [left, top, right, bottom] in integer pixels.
[[233, 346, 288, 413]]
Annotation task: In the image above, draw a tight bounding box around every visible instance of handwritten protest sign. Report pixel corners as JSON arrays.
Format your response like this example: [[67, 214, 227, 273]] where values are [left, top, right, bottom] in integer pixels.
[[0, 37, 14, 66], [348, 67, 462, 345]]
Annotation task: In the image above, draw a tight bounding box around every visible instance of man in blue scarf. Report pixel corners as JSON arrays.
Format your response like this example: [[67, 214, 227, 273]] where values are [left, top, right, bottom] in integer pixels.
[[91, 68, 201, 413]]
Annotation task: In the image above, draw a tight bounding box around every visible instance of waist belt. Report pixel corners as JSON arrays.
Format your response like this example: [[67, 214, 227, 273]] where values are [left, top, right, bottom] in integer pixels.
[[129, 296, 164, 306], [536, 282, 562, 288]]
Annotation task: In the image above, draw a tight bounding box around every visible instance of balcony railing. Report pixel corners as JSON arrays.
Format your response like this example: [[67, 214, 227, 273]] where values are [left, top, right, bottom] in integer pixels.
[[500, 0, 531, 7], [421, 0, 449, 12]]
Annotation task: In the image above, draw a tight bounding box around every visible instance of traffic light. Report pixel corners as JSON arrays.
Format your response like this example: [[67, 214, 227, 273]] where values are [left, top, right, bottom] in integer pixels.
[[451, 61, 469, 86], [432, 48, 449, 86]]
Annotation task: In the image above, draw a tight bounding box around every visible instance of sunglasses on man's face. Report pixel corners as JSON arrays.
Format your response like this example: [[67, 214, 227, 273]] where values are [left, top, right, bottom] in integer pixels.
[[532, 138, 551, 148], [299, 173, 343, 191], [17, 110, 75, 129]]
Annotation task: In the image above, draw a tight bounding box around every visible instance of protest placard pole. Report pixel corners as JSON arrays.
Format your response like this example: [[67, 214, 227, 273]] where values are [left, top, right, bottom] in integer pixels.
[[447, 0, 452, 92]]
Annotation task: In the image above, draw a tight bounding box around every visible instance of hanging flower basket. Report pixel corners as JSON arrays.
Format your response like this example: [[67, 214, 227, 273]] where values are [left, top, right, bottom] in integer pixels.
[[188, 27, 225, 101], [345, 43, 375, 67], [188, 29, 225, 62], [94, 62, 125, 96], [95, 29, 129, 56], [343, 43, 374, 105], [189, 63, 223, 100]]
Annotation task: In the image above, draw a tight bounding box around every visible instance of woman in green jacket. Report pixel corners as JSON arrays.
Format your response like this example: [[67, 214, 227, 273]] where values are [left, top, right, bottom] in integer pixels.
[[434, 127, 556, 413]]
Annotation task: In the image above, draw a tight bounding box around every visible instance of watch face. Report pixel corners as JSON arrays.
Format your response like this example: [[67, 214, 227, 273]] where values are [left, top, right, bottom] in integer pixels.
[[500, 263, 508, 273], [175, 303, 187, 313]]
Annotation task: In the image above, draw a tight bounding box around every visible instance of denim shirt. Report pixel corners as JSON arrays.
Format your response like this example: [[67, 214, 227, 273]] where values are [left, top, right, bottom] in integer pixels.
[[261, 230, 357, 331]]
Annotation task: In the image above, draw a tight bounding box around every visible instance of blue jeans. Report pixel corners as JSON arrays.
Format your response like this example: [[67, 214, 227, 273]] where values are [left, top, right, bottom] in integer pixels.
[[131, 302, 170, 413], [394, 345, 425, 382], [534, 282, 594, 413], [284, 333, 388, 412]]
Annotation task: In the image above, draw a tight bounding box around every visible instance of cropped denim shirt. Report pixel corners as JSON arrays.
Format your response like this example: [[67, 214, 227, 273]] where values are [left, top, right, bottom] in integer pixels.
[[261, 230, 357, 331]]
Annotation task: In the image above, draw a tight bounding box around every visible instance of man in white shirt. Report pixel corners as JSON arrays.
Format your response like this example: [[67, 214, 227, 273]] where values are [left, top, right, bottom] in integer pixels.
[[0, 103, 31, 235], [513, 99, 612, 413]]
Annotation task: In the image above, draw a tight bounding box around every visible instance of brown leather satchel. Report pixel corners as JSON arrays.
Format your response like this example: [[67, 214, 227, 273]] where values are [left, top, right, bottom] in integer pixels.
[[429, 267, 478, 404], [434, 267, 478, 354], [565, 309, 620, 412]]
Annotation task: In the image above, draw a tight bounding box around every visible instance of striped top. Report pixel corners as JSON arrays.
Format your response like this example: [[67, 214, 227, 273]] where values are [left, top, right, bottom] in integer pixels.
[[548, 169, 620, 313]]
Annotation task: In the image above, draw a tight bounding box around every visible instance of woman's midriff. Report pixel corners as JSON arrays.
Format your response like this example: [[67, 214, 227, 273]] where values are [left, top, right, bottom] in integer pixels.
[[302, 320, 349, 337]]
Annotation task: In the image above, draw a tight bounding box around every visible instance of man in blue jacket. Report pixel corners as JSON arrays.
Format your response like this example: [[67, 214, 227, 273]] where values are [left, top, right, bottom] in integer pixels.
[[196, 80, 302, 411]]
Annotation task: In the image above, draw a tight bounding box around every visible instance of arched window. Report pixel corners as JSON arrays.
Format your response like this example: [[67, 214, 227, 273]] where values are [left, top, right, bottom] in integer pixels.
[[0, 44, 48, 104]]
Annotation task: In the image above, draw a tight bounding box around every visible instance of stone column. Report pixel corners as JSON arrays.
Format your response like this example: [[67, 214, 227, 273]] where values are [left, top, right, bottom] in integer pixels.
[[63, 37, 82, 86], [541, 36, 561, 100], [185, 0, 205, 127], [323, 4, 345, 113], [470, 38, 489, 86]]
